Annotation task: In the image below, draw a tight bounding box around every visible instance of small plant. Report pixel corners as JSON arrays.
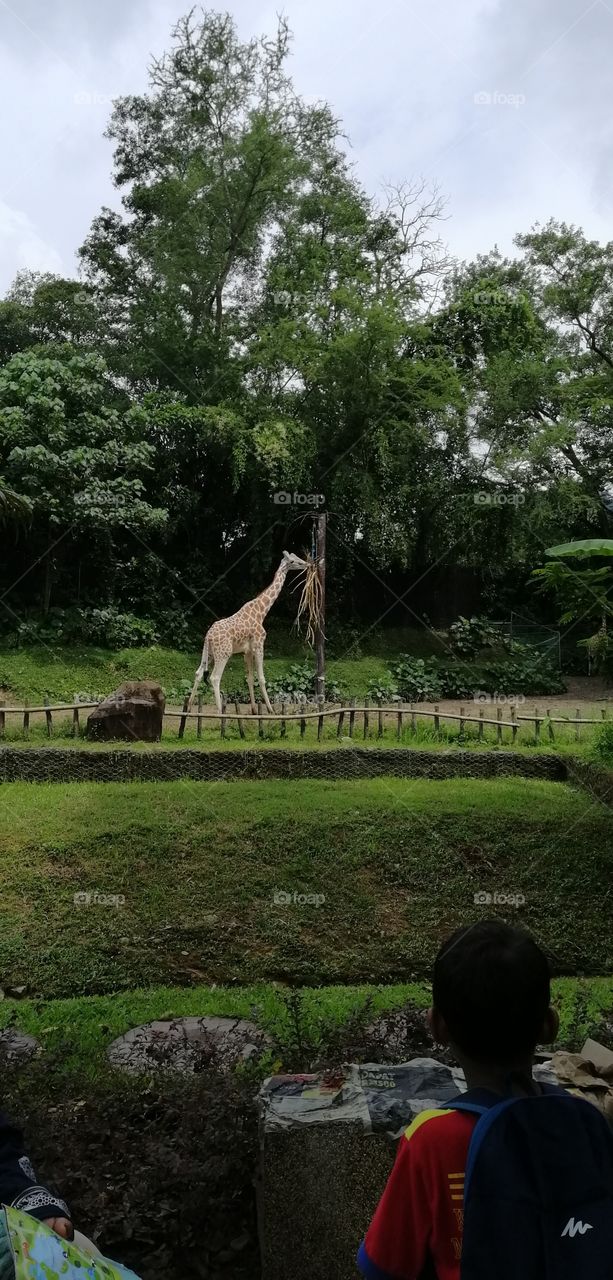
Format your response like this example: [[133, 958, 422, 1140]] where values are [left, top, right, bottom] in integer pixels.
[[448, 615, 504, 657], [366, 679, 400, 703], [389, 657, 443, 702], [266, 662, 344, 704]]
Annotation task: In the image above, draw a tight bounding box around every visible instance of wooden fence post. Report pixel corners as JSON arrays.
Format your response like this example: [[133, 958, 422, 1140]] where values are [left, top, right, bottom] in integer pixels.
[[44, 697, 52, 737], [317, 702, 324, 741], [0, 699, 4, 738], [73, 704, 80, 737], [478, 708, 484, 741], [23, 700, 29, 739], [378, 703, 383, 738], [459, 705, 465, 742], [235, 699, 245, 740], [178, 695, 189, 739], [363, 698, 370, 739], [300, 704, 306, 739], [221, 695, 227, 740], [397, 706, 403, 740], [433, 705, 440, 736], [511, 705, 518, 745], [281, 702, 287, 739], [575, 708, 581, 742], [349, 699, 356, 738], [197, 695, 203, 740], [257, 701, 263, 739], [337, 702, 345, 738], [496, 707, 502, 745], [547, 708, 554, 742], [410, 705, 416, 736], [534, 707, 540, 744]]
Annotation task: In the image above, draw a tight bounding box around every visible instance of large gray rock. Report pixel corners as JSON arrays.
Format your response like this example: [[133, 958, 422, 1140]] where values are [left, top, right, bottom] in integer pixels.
[[86, 681, 165, 742], [108, 1015, 269, 1074], [0, 1029, 40, 1066]]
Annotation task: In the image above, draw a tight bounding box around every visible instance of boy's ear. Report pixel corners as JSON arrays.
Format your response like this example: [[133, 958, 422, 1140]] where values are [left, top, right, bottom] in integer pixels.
[[428, 1006, 450, 1045], [540, 1006, 559, 1045]]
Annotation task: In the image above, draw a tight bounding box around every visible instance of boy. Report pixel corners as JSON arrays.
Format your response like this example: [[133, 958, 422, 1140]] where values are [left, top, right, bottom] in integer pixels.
[[357, 920, 559, 1280]]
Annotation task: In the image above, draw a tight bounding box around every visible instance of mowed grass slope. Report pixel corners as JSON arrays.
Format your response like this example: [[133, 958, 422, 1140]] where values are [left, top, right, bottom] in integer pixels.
[[0, 777, 611, 997]]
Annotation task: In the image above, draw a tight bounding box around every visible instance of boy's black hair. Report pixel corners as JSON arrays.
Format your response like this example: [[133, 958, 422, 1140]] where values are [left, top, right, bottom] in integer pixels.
[[432, 920, 551, 1062]]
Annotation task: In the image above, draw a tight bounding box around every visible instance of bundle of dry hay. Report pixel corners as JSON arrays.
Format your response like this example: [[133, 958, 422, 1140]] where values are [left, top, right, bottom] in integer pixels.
[[293, 553, 324, 647]]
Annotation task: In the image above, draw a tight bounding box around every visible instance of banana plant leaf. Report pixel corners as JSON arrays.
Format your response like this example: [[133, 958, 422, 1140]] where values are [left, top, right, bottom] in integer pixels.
[[546, 540, 613, 558]]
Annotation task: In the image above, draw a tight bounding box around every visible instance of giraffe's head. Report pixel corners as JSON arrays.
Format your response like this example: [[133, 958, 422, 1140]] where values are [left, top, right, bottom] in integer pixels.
[[282, 550, 309, 572]]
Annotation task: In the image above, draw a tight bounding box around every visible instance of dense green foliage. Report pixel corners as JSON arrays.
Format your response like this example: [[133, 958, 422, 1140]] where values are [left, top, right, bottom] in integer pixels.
[[383, 652, 564, 701], [1, 10, 612, 648]]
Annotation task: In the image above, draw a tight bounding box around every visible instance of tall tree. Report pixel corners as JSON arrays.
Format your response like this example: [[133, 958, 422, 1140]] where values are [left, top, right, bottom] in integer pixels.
[[0, 349, 166, 613]]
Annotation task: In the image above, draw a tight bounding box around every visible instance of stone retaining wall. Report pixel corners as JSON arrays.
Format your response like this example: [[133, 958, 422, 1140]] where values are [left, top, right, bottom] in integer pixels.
[[0, 746, 567, 784]]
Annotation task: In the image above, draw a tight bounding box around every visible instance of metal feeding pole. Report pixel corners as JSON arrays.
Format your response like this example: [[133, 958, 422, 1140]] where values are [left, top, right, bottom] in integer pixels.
[[314, 511, 327, 705]]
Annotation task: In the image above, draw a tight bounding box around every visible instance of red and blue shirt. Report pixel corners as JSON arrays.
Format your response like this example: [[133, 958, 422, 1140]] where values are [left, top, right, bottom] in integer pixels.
[[357, 1107, 478, 1280]]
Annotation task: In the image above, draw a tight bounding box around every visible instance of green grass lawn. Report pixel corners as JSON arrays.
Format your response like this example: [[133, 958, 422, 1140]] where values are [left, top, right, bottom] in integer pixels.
[[0, 976, 611, 1081], [0, 777, 611, 998], [0, 643, 393, 703]]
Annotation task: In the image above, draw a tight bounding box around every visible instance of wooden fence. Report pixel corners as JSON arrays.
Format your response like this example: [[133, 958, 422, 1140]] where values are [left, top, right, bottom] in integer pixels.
[[0, 696, 611, 743]]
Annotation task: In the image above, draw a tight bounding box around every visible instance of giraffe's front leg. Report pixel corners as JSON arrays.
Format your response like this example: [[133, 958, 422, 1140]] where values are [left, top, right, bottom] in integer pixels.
[[254, 648, 274, 715]]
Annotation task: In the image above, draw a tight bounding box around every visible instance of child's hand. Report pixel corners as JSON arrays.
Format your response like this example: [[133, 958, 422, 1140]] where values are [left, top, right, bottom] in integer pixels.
[[43, 1217, 74, 1240]]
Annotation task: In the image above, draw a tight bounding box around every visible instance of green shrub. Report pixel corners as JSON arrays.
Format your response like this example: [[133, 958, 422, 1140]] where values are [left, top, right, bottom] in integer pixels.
[[448, 615, 504, 657], [366, 679, 401, 703], [389, 657, 443, 702], [387, 653, 564, 701], [1, 607, 195, 651], [590, 722, 613, 764], [266, 661, 344, 704]]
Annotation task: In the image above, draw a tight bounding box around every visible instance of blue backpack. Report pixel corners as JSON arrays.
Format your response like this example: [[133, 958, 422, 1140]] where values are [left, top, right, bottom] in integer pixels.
[[445, 1082, 613, 1278]]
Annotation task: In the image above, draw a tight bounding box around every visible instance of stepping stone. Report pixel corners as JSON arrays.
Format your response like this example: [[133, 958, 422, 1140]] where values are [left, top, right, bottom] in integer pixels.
[[0, 1030, 40, 1066], [107, 1015, 269, 1075]]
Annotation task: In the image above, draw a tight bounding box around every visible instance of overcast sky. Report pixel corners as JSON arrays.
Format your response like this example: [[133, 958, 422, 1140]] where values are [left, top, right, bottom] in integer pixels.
[[1, 0, 612, 294]]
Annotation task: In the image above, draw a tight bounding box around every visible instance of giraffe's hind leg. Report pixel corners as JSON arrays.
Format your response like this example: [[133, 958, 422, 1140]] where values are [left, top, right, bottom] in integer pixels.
[[244, 651, 257, 715], [210, 654, 230, 714]]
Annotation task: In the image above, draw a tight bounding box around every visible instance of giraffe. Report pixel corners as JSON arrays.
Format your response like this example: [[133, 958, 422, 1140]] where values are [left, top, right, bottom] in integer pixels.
[[186, 551, 308, 715]]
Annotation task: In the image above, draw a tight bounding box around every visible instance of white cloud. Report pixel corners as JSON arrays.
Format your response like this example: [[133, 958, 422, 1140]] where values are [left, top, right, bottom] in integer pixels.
[[0, 0, 612, 292], [0, 202, 64, 282]]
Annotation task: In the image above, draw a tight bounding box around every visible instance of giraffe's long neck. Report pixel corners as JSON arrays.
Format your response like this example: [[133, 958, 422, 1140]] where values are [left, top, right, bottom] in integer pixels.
[[256, 562, 289, 618]]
